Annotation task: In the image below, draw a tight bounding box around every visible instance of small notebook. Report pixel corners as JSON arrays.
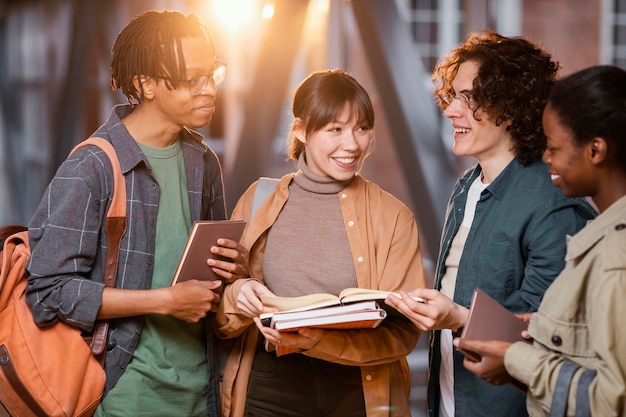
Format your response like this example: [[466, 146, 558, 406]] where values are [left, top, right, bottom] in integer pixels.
[[170, 220, 246, 286], [459, 288, 528, 361]]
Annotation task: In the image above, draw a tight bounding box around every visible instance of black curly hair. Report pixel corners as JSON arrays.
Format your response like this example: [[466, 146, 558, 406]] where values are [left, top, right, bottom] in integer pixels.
[[110, 10, 216, 105], [433, 30, 560, 165]]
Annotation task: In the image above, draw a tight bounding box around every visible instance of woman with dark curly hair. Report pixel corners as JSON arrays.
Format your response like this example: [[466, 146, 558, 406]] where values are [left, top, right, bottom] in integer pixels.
[[385, 30, 596, 417]]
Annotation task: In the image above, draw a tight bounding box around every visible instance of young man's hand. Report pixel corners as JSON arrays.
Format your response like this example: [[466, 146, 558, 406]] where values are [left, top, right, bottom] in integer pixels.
[[208, 238, 250, 283]]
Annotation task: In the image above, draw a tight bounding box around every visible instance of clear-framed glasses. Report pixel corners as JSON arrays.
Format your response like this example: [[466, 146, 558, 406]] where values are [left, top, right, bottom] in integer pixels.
[[444, 91, 475, 109], [183, 59, 227, 95]]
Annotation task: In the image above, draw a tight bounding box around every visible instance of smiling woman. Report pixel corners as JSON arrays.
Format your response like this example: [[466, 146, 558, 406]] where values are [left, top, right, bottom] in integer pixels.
[[287, 70, 375, 182], [215, 69, 426, 417]]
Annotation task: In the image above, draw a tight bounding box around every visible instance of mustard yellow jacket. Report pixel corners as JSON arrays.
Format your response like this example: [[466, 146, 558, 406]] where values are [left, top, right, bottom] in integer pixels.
[[215, 174, 425, 417]]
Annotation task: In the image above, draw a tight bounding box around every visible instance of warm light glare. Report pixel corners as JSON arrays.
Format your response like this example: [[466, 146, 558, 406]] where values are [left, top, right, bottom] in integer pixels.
[[261, 3, 275, 20], [302, 0, 330, 45], [212, 0, 255, 29], [311, 0, 330, 14]]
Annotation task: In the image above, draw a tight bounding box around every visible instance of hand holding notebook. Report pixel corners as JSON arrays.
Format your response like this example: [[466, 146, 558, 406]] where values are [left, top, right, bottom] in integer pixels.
[[171, 220, 246, 286], [457, 288, 529, 362]]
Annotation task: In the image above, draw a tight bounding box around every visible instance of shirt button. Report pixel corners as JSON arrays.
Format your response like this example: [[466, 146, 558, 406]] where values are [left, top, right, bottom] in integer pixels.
[[616, 223, 625, 231], [341, 193, 348, 199], [357, 256, 364, 263], [365, 374, 372, 381], [551, 335, 562, 346], [348, 220, 355, 227]]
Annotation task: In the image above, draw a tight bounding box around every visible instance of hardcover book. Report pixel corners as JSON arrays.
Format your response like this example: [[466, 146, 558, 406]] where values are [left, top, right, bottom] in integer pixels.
[[263, 300, 387, 356], [268, 301, 387, 331], [260, 289, 424, 356], [459, 288, 528, 361], [170, 220, 246, 286]]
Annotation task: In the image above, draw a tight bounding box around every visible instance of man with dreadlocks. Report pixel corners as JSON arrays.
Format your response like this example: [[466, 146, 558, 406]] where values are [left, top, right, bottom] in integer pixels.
[[25, 10, 247, 417]]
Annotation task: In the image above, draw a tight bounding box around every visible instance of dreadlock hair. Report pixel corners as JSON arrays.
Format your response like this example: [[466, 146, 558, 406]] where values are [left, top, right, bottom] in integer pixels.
[[111, 10, 216, 105]]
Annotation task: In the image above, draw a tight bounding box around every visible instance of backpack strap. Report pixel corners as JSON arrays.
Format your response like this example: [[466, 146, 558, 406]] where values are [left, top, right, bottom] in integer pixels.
[[250, 177, 279, 220], [0, 228, 30, 311], [69, 137, 127, 359], [72, 138, 126, 287], [0, 225, 28, 247]]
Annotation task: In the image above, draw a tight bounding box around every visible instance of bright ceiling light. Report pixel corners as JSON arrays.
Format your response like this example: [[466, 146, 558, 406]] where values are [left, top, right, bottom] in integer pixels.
[[212, 0, 255, 29], [261, 3, 275, 20]]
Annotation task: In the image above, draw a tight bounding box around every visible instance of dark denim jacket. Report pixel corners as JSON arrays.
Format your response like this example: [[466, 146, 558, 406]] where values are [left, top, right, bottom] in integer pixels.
[[26, 105, 226, 415], [427, 158, 597, 417]]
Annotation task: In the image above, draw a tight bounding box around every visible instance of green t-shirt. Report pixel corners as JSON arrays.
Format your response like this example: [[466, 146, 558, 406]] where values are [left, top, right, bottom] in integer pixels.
[[95, 140, 209, 417]]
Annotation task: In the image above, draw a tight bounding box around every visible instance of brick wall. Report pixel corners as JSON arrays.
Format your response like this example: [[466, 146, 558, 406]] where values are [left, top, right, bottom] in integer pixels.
[[524, 0, 601, 75]]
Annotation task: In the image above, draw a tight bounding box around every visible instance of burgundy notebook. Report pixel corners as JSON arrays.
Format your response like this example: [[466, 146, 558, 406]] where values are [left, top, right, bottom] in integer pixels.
[[171, 220, 246, 285]]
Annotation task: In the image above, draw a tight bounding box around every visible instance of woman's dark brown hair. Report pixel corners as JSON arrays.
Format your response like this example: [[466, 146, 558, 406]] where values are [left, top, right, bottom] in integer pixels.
[[288, 69, 375, 160]]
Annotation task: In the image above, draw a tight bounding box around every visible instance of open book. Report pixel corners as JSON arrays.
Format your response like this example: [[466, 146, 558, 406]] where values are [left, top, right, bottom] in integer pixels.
[[259, 288, 424, 351], [261, 287, 424, 314], [170, 220, 246, 286], [260, 289, 423, 356], [459, 288, 529, 361]]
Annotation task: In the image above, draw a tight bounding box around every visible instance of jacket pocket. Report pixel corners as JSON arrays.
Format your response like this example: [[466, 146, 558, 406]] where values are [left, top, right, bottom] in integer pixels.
[[530, 310, 593, 358]]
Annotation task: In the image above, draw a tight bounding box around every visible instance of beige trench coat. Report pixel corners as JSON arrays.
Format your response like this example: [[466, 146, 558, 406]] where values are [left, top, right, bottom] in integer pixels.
[[505, 195, 626, 416]]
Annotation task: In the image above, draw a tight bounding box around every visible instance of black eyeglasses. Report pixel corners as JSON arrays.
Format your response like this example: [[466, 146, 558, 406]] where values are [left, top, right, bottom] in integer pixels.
[[180, 59, 227, 95]]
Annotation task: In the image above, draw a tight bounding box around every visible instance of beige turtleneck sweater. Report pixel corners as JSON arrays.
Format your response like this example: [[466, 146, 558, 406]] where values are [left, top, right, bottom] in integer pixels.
[[262, 153, 358, 297]]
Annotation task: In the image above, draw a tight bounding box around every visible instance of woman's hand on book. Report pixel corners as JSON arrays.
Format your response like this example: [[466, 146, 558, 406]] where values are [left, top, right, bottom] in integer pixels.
[[236, 280, 277, 318], [514, 312, 534, 341], [253, 317, 322, 352]]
